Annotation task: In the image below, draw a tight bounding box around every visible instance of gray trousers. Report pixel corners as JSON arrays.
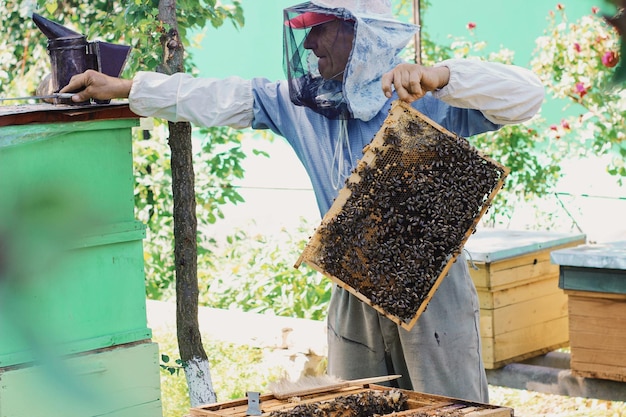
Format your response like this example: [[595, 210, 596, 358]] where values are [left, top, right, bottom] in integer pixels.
[[326, 253, 489, 403]]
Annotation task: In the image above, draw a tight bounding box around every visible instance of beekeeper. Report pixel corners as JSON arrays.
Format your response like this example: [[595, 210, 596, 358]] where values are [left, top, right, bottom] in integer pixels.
[[63, 0, 544, 403]]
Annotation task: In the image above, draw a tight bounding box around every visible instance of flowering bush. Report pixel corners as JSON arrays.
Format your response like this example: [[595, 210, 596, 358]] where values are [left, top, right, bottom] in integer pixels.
[[425, 17, 564, 226], [531, 5, 625, 179]]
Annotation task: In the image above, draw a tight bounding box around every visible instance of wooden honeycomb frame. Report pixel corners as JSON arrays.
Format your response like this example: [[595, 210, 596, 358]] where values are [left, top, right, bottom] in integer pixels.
[[189, 384, 514, 416], [295, 100, 509, 330]]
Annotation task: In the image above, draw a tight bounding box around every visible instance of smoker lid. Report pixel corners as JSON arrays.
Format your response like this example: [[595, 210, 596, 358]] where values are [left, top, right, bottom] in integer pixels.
[[32, 13, 83, 40]]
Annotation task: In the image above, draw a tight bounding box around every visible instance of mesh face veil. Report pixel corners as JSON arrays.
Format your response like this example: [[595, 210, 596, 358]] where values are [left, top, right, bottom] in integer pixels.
[[283, 3, 355, 119]]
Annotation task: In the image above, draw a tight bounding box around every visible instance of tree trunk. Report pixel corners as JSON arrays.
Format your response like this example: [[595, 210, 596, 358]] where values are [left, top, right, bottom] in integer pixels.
[[157, 0, 217, 407]]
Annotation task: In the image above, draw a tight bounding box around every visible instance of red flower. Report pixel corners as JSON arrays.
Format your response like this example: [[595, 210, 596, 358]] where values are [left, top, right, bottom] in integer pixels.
[[591, 6, 599, 14], [550, 125, 558, 131], [602, 51, 619, 68], [561, 119, 570, 130], [575, 82, 588, 97], [573, 42, 581, 53], [556, 3, 565, 10], [467, 22, 476, 30]]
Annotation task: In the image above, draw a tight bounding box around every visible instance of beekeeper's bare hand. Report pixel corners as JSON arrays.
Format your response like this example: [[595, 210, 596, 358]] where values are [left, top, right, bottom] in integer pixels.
[[60, 70, 132, 103], [381, 64, 450, 103]]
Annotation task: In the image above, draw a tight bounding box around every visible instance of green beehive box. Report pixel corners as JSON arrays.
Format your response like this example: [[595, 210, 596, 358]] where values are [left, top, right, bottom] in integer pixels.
[[0, 219, 152, 367], [0, 109, 151, 367], [0, 117, 137, 226]]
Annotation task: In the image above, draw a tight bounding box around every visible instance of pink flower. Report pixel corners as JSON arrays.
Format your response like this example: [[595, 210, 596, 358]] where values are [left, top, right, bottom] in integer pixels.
[[602, 51, 619, 68], [575, 82, 588, 97], [573, 42, 581, 53], [556, 3, 565, 10], [550, 125, 558, 131], [561, 119, 570, 130], [591, 6, 599, 14], [467, 22, 476, 30]]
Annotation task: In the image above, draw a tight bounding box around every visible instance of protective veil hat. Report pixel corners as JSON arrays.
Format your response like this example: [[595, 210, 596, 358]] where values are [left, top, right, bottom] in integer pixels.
[[283, 0, 418, 121]]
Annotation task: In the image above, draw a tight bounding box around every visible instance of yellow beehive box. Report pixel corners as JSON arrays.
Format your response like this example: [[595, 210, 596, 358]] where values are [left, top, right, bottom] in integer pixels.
[[464, 229, 586, 369], [552, 241, 626, 382]]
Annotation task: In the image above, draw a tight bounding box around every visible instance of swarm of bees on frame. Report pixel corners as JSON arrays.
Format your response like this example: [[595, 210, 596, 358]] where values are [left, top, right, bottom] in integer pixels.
[[268, 389, 407, 417], [302, 103, 507, 325]]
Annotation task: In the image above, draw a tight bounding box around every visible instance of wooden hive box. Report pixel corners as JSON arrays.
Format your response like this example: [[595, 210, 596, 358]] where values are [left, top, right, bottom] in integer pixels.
[[296, 100, 508, 330], [0, 104, 162, 417], [464, 229, 586, 369], [189, 384, 513, 417], [552, 241, 626, 382]]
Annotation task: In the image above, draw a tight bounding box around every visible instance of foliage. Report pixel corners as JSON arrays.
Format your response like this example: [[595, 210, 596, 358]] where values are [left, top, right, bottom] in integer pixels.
[[2, 1, 251, 299], [154, 329, 283, 417], [199, 219, 331, 321], [424, 26, 563, 226], [0, 0, 243, 96], [135, 125, 251, 299], [160, 353, 184, 375], [394, 0, 455, 65], [531, 5, 625, 180]]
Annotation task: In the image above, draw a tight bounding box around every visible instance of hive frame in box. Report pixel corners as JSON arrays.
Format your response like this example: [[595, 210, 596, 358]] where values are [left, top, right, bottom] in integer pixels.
[[189, 384, 514, 416], [295, 100, 509, 330]]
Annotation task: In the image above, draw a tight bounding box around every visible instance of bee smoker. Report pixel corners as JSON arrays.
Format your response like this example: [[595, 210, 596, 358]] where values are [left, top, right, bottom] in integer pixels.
[[32, 13, 131, 105]]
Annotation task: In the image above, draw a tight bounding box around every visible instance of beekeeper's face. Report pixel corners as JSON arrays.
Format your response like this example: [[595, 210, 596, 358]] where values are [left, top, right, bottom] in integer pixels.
[[303, 19, 354, 81]]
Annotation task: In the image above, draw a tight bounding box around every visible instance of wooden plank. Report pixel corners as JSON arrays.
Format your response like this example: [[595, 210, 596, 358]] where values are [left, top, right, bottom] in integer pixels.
[[482, 340, 570, 369], [272, 375, 401, 399], [476, 277, 564, 309], [481, 317, 569, 368], [0, 102, 136, 127], [570, 330, 626, 352], [571, 362, 626, 382], [482, 260, 559, 290], [565, 290, 626, 301], [568, 294, 626, 318], [571, 347, 626, 368], [569, 313, 626, 332], [461, 407, 512, 416], [468, 264, 491, 289], [480, 291, 567, 335]]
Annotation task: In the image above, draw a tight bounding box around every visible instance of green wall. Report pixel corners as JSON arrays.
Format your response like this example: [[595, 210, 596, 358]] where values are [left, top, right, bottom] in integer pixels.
[[424, 0, 597, 67], [193, 0, 600, 81], [194, 1, 293, 80]]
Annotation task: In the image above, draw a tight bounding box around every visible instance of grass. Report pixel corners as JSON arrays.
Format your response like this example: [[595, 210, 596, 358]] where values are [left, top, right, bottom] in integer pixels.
[[153, 329, 626, 417], [154, 329, 284, 417], [489, 386, 626, 417]]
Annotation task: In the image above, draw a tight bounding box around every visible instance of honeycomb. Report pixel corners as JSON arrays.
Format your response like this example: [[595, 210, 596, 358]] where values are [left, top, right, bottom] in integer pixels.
[[295, 100, 508, 329], [268, 389, 407, 417]]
